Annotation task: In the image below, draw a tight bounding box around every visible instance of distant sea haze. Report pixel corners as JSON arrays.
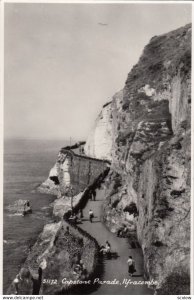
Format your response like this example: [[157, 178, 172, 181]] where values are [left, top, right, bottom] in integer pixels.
[[3, 138, 67, 293]]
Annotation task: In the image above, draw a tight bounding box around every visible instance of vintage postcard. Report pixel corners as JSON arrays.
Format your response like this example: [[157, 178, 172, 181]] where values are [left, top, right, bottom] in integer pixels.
[[1, 0, 193, 297]]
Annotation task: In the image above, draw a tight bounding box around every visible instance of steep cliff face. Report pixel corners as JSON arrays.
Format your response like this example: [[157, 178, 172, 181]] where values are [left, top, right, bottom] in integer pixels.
[[86, 24, 191, 294], [84, 99, 115, 161]]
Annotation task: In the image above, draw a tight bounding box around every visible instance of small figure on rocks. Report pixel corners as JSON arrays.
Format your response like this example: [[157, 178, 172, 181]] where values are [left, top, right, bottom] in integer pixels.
[[89, 209, 94, 223], [127, 256, 136, 277], [73, 259, 87, 278], [21, 200, 32, 216], [13, 274, 21, 294]]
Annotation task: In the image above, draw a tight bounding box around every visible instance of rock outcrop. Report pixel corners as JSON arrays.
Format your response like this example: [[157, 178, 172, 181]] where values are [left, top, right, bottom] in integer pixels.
[[38, 148, 109, 196], [86, 24, 191, 294], [6, 199, 32, 216]]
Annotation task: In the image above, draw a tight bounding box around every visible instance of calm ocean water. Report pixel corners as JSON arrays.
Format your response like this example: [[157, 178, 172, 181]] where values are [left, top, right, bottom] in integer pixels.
[[3, 139, 67, 293]]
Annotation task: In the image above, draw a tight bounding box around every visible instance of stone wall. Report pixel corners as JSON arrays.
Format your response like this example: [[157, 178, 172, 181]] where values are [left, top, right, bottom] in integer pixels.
[[70, 154, 110, 194], [38, 150, 110, 196]]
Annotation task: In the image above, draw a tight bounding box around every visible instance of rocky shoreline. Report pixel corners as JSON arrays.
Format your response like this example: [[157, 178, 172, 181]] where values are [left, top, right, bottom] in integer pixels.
[[7, 195, 97, 295], [7, 154, 109, 295]]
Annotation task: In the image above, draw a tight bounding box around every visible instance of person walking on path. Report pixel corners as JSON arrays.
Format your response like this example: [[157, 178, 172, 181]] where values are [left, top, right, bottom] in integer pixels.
[[92, 189, 96, 201], [127, 256, 136, 277], [79, 209, 83, 219], [88, 191, 93, 201], [65, 226, 70, 234], [89, 209, 94, 223]]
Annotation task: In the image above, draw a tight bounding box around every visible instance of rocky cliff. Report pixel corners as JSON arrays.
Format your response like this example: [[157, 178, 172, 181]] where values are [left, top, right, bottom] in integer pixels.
[[85, 24, 191, 294]]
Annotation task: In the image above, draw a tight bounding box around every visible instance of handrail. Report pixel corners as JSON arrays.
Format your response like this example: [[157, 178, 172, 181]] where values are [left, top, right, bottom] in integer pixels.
[[59, 146, 111, 165], [72, 153, 111, 165]]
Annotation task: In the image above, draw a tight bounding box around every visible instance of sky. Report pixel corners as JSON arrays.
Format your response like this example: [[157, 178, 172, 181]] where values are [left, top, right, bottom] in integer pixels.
[[4, 3, 191, 140]]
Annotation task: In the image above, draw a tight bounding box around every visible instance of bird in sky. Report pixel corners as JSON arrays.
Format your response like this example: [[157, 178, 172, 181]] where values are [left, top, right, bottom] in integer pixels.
[[98, 22, 108, 26]]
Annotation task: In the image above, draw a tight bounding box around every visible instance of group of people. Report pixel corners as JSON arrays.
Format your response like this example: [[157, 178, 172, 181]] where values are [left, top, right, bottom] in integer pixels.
[[13, 265, 43, 295], [66, 187, 97, 225], [66, 207, 95, 224], [67, 208, 84, 224], [68, 212, 79, 224], [99, 241, 111, 255], [73, 259, 87, 278]]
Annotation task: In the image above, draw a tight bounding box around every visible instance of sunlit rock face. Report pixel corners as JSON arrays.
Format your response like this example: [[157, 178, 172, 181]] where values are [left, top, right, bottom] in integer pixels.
[[84, 90, 124, 161], [84, 102, 113, 160], [58, 153, 72, 191], [87, 24, 191, 294]]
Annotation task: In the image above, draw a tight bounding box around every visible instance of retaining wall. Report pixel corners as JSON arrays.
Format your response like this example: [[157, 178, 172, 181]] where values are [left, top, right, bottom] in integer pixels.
[[58, 149, 110, 195]]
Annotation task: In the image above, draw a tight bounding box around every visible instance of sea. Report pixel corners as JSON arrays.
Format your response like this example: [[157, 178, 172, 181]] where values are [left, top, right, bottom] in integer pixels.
[[3, 138, 68, 293]]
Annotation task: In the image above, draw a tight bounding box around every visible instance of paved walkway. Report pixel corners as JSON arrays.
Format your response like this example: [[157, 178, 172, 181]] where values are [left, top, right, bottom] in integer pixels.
[[79, 188, 153, 295]]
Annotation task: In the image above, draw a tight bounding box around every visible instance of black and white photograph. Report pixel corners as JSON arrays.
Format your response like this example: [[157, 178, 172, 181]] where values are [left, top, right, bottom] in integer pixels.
[[1, 1, 192, 296]]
